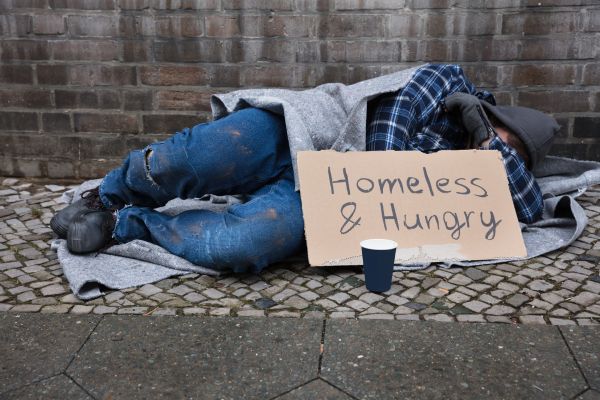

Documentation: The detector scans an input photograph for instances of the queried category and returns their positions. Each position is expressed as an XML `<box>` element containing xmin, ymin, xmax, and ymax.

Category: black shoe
<box><xmin>67</xmin><ymin>209</ymin><xmax>115</xmax><ymax>254</ymax></box>
<box><xmin>50</xmin><ymin>188</ymin><xmax>104</xmax><ymax>238</ymax></box>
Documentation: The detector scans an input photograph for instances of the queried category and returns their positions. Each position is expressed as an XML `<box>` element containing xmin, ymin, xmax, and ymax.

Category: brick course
<box><xmin>0</xmin><ymin>2</ymin><xmax>598</xmax><ymax>179</ymax></box>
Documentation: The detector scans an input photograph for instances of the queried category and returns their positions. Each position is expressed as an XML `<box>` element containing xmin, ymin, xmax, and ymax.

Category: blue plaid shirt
<box><xmin>367</xmin><ymin>64</ymin><xmax>543</xmax><ymax>223</ymax></box>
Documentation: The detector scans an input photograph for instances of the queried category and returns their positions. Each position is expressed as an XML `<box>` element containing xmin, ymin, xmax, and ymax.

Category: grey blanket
<box><xmin>50</xmin><ymin>65</ymin><xmax>600</xmax><ymax>299</ymax></box>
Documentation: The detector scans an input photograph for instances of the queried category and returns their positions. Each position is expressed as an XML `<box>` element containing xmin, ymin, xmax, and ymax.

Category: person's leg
<box><xmin>100</xmin><ymin>107</ymin><xmax>290</xmax><ymax>210</ymax></box>
<box><xmin>111</xmin><ymin>167</ymin><xmax>304</xmax><ymax>273</ymax></box>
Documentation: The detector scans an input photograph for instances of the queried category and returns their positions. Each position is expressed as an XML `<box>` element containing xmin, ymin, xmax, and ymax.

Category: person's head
<box><xmin>481</xmin><ymin>102</ymin><xmax>560</xmax><ymax>170</ymax></box>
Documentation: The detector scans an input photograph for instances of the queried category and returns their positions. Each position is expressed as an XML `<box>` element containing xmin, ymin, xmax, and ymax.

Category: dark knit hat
<box><xmin>480</xmin><ymin>101</ymin><xmax>560</xmax><ymax>169</ymax></box>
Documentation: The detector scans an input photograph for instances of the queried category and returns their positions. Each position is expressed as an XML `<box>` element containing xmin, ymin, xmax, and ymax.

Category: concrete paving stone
<box><xmin>506</xmin><ymin>293</ymin><xmax>530</xmax><ymax>308</ymax></box>
<box><xmin>304</xmin><ymin>280</ymin><xmax>322</xmax><ymax>289</ymax></box>
<box><xmin>562</xmin><ymin>280</ymin><xmax>582</xmax><ymax>291</ymax></box>
<box><xmin>103</xmin><ymin>291</ymin><xmax>125</xmax><ymax>303</ymax></box>
<box><xmin>386</xmin><ymin>294</ymin><xmax>409</xmax><ymax>306</ymax></box>
<box><xmin>359</xmin><ymin>292</ymin><xmax>384</xmax><ymax>304</ymax></box>
<box><xmin>486</xmin><ymin>316</ymin><xmax>513</xmax><ymax>324</ymax></box>
<box><xmin>583</xmin><ymin>281</ymin><xmax>600</xmax><ymax>294</ymax></box>
<box><xmin>463</xmin><ymin>300</ymin><xmax>490</xmax><ymax>313</ymax></box>
<box><xmin>541</xmin><ymin>292</ymin><xmax>564</xmax><ymax>305</ymax></box>
<box><xmin>464</xmin><ymin>268</ymin><xmax>488</xmax><ymax>281</ymax></box>
<box><xmin>574</xmin><ymin>389</ymin><xmax>600</xmax><ymax>399</ymax></box>
<box><xmin>528</xmin><ymin>280</ymin><xmax>555</xmax><ymax>292</ymax></box>
<box><xmin>275</xmin><ymin>378</ymin><xmax>354</xmax><ymax>400</ymax></box>
<box><xmin>358</xmin><ymin>314</ymin><xmax>394</xmax><ymax>320</ymax></box>
<box><xmin>422</xmin><ymin>277</ymin><xmax>441</xmax><ymax>289</ymax></box>
<box><xmin>116</xmin><ymin>307</ymin><xmax>148</xmax><ymax>315</ymax></box>
<box><xmin>519</xmin><ymin>315</ymin><xmax>546</xmax><ymax>324</ymax></box>
<box><xmin>316</xmin><ymin>284</ymin><xmax>335</xmax><ymax>295</ymax></box>
<box><xmin>392</xmin><ymin>305</ymin><xmax>413</xmax><ymax>315</ymax></box>
<box><xmin>93</xmin><ymin>306</ymin><xmax>116</xmax><ymax>315</ymax></box>
<box><xmin>509</xmin><ymin>274</ymin><xmax>530</xmax><ymax>285</ymax></box>
<box><xmin>0</xmin><ymin>374</ymin><xmax>92</xmax><ymax>400</ymax></box>
<box><xmin>330</xmin><ymin>311</ymin><xmax>356</xmax><ymax>319</ymax></box>
<box><xmin>270</xmin><ymin>311</ymin><xmax>302</xmax><ymax>318</ymax></box>
<box><xmin>328</xmin><ymin>292</ymin><xmax>350</xmax><ymax>304</ymax></box>
<box><xmin>0</xmin><ymin>303</ymin><xmax>13</xmax><ymax>311</ymax></box>
<box><xmin>413</xmin><ymin>293</ymin><xmax>435</xmax><ymax>305</ymax></box>
<box><xmin>182</xmin><ymin>292</ymin><xmax>206</xmax><ymax>303</ymax></box>
<box><xmin>457</xmin><ymin>314</ymin><xmax>486</xmax><ymax>323</ymax></box>
<box><xmin>485</xmin><ymin>305</ymin><xmax>516</xmax><ymax>316</ymax></box>
<box><xmin>456</xmin><ymin>286</ymin><xmax>477</xmax><ymax>297</ymax></box>
<box><xmin>400</xmin><ymin>286</ymin><xmax>420</xmax><ymax>299</ymax></box>
<box><xmin>529</xmin><ymin>299</ymin><xmax>553</xmax><ymax>311</ymax></box>
<box><xmin>203</xmin><ymin>288</ymin><xmax>225</xmax><ymax>299</ymax></box>
<box><xmin>490</xmin><ymin>289</ymin><xmax>511</xmax><ymax>299</ymax></box>
<box><xmin>8</xmin><ymin>286</ymin><xmax>31</xmax><ymax>295</ymax></box>
<box><xmin>16</xmin><ymin>291</ymin><xmax>36</xmax><ymax>302</ymax></box>
<box><xmin>285</xmin><ymin>296</ymin><xmax>310</xmax><ymax>310</ymax></box>
<box><xmin>152</xmin><ymin>308</ymin><xmax>177</xmax><ymax>316</ymax></box>
<box><xmin>560</xmin><ymin>326</ymin><xmax>600</xmax><ymax>390</ymax></box>
<box><xmin>136</xmin><ymin>284</ymin><xmax>162</xmax><ymax>297</ymax></box>
<box><xmin>322</xmin><ymin>320</ymin><xmax>586</xmax><ymax>399</ymax></box>
<box><xmin>298</xmin><ymin>291</ymin><xmax>319</xmax><ymax>301</ymax></box>
<box><xmin>467</xmin><ymin>283</ymin><xmax>492</xmax><ymax>292</ymax></box>
<box><xmin>399</xmin><ymin>278</ymin><xmax>420</xmax><ymax>287</ymax></box>
<box><xmin>448</xmin><ymin>273</ymin><xmax>472</xmax><ymax>286</ymax></box>
<box><xmin>10</xmin><ymin>305</ymin><xmax>42</xmax><ymax>312</ymax></box>
<box><xmin>549</xmin><ymin>318</ymin><xmax>576</xmax><ymax>326</ymax></box>
<box><xmin>182</xmin><ymin>307</ymin><xmax>206</xmax><ymax>315</ymax></box>
<box><xmin>479</xmin><ymin>294</ymin><xmax>501</xmax><ymax>305</ymax></box>
<box><xmin>0</xmin><ymin>313</ymin><xmax>99</xmax><ymax>393</ymax></box>
<box><xmin>71</xmin><ymin>305</ymin><xmax>94</xmax><ymax>314</ymax></box>
<box><xmin>244</xmin><ymin>291</ymin><xmax>262</xmax><ymax>301</ymax></box>
<box><xmin>423</xmin><ymin>314</ymin><xmax>454</xmax><ymax>322</ymax></box>
<box><xmin>483</xmin><ymin>275</ymin><xmax>504</xmax><ymax>285</ymax></box>
<box><xmin>571</xmin><ymin>292</ymin><xmax>600</xmax><ymax>306</ymax></box>
<box><xmin>562</xmin><ymin>272</ymin><xmax>588</xmax><ymax>282</ymax></box>
<box><xmin>273</xmin><ymin>289</ymin><xmax>297</xmax><ymax>302</ymax></box>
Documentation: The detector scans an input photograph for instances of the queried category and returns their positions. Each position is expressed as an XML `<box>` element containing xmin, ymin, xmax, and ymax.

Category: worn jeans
<box><xmin>98</xmin><ymin>108</ymin><xmax>305</xmax><ymax>273</ymax></box>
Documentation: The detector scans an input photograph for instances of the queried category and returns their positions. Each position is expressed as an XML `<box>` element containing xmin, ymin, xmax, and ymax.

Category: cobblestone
<box><xmin>0</xmin><ymin>178</ymin><xmax>598</xmax><ymax>325</ymax></box>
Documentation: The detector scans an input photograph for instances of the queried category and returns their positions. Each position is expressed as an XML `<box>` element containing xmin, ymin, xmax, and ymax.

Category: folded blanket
<box><xmin>54</xmin><ymin>156</ymin><xmax>600</xmax><ymax>299</ymax></box>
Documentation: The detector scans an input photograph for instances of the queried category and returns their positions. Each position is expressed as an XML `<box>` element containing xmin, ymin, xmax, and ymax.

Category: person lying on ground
<box><xmin>50</xmin><ymin>63</ymin><xmax>559</xmax><ymax>273</ymax></box>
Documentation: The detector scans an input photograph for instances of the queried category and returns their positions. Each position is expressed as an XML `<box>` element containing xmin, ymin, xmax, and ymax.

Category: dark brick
<box><xmin>153</xmin><ymin>40</ymin><xmax>227</xmax><ymax>63</ymax></box>
<box><xmin>55</xmin><ymin>89</ymin><xmax>121</xmax><ymax>109</ymax></box>
<box><xmin>319</xmin><ymin>41</ymin><xmax>346</xmax><ymax>63</ymax></box>
<box><xmin>573</xmin><ymin>117</ymin><xmax>600</xmax><ymax>139</ymax></box>
<box><xmin>205</xmin><ymin>16</ymin><xmax>241</xmax><ymax>37</ymax></box>
<box><xmin>79</xmin><ymin>158</ymin><xmax>122</xmax><ymax>179</ymax></box>
<box><xmin>1</xmin><ymin>134</ymin><xmax>60</xmax><ymax>157</ymax></box>
<box><xmin>347</xmin><ymin>65</ymin><xmax>384</xmax><ymax>84</ymax></box>
<box><xmin>525</xmin><ymin>0</ymin><xmax>597</xmax><ymax>7</ymax></box>
<box><xmin>518</xmin><ymin>91</ymin><xmax>590</xmax><ymax>113</ymax></box>
<box><xmin>68</xmin><ymin>15</ymin><xmax>119</xmax><ymax>37</ymax></box>
<box><xmin>78</xmin><ymin>135</ymin><xmax>128</xmax><ymax>158</ymax></box>
<box><xmin>0</xmin><ymin>15</ymin><xmax>32</xmax><ymax>36</ymax></box>
<box><xmin>11</xmin><ymin>0</ymin><xmax>50</xmax><ymax>7</ymax></box>
<box><xmin>155</xmin><ymin>16</ymin><xmax>204</xmax><ymax>38</ymax></box>
<box><xmin>453</xmin><ymin>13</ymin><xmax>497</xmax><ymax>35</ymax></box>
<box><xmin>211</xmin><ymin>64</ymin><xmax>241</xmax><ymax>87</ymax></box>
<box><xmin>0</xmin><ymin>40</ymin><xmax>50</xmax><ymax>61</ymax></box>
<box><xmin>118</xmin><ymin>15</ymin><xmax>155</xmax><ymax>37</ymax></box>
<box><xmin>74</xmin><ymin>113</ymin><xmax>138</xmax><ymax>133</ymax></box>
<box><xmin>242</xmin><ymin>65</ymin><xmax>300</xmax><ymax>87</ymax></box>
<box><xmin>501</xmin><ymin>64</ymin><xmax>577</xmax><ymax>86</ymax></box>
<box><xmin>406</xmin><ymin>0</ymin><xmax>451</xmax><ymax>7</ymax></box>
<box><xmin>47</xmin><ymin>160</ymin><xmax>76</xmax><ymax>178</ymax></box>
<box><xmin>157</xmin><ymin>90</ymin><xmax>212</xmax><ymax>111</ymax></box>
<box><xmin>152</xmin><ymin>0</ymin><xmax>219</xmax><ymax>9</ymax></box>
<box><xmin>588</xmin><ymin>10</ymin><xmax>600</xmax><ymax>32</ymax></box>
<box><xmin>345</xmin><ymin>41</ymin><xmax>401</xmax><ymax>63</ymax></box>
<box><xmin>296</xmin><ymin>41</ymin><xmax>320</xmax><ymax>63</ymax></box>
<box><xmin>0</xmin><ymin>65</ymin><xmax>33</xmax><ymax>84</ymax></box>
<box><xmin>313</xmin><ymin>64</ymin><xmax>348</xmax><ymax>85</ymax></box>
<box><xmin>52</xmin><ymin>40</ymin><xmax>119</xmax><ymax>61</ymax></box>
<box><xmin>121</xmin><ymin>40</ymin><xmax>152</xmax><ymax>62</ymax></box>
<box><xmin>389</xmin><ymin>14</ymin><xmax>422</xmax><ymax>37</ymax></box>
<box><xmin>140</xmin><ymin>65</ymin><xmax>208</xmax><ymax>86</ymax></box>
<box><xmin>0</xmin><ymin>111</ymin><xmax>38</xmax><ymax>131</ymax></box>
<box><xmin>335</xmin><ymin>0</ymin><xmax>405</xmax><ymax>10</ymax></box>
<box><xmin>32</xmin><ymin>15</ymin><xmax>65</xmax><ymax>35</ymax></box>
<box><xmin>0</xmin><ymin>89</ymin><xmax>52</xmax><ymax>108</ymax></box>
<box><xmin>222</xmin><ymin>0</ymin><xmax>293</xmax><ymax>10</ymax></box>
<box><xmin>0</xmin><ymin>157</ymin><xmax>44</xmax><ymax>177</ymax></box>
<box><xmin>117</xmin><ymin>0</ymin><xmax>150</xmax><ymax>9</ymax></box>
<box><xmin>549</xmin><ymin>143</ymin><xmax>589</xmax><ymax>161</ymax></box>
<box><xmin>503</xmin><ymin>12</ymin><xmax>579</xmax><ymax>35</ymax></box>
<box><xmin>318</xmin><ymin>15</ymin><xmax>386</xmax><ymax>37</ymax></box>
<box><xmin>50</xmin><ymin>0</ymin><xmax>115</xmax><ymax>9</ymax></box>
<box><xmin>37</xmin><ymin>64</ymin><xmax>68</xmax><ymax>85</ymax></box>
<box><xmin>123</xmin><ymin>90</ymin><xmax>153</xmax><ymax>111</ymax></box>
<box><xmin>582</xmin><ymin>63</ymin><xmax>600</xmax><ymax>85</ymax></box>
<box><xmin>240</xmin><ymin>16</ymin><xmax>315</xmax><ymax>38</ymax></box>
<box><xmin>461</xmin><ymin>64</ymin><xmax>498</xmax><ymax>87</ymax></box>
<box><xmin>42</xmin><ymin>112</ymin><xmax>71</xmax><ymax>132</ymax></box>
<box><xmin>67</xmin><ymin>65</ymin><xmax>137</xmax><ymax>86</ymax></box>
<box><xmin>520</xmin><ymin>38</ymin><xmax>579</xmax><ymax>60</ymax></box>
<box><xmin>142</xmin><ymin>114</ymin><xmax>205</xmax><ymax>134</ymax></box>
<box><xmin>230</xmin><ymin>39</ymin><xmax>296</xmax><ymax>63</ymax></box>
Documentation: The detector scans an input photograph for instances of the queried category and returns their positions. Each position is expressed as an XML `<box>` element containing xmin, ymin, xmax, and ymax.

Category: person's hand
<box><xmin>443</xmin><ymin>92</ymin><xmax>495</xmax><ymax>148</ymax></box>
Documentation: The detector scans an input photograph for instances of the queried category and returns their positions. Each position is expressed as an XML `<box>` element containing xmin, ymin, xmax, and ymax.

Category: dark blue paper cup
<box><xmin>360</xmin><ymin>239</ymin><xmax>397</xmax><ymax>293</ymax></box>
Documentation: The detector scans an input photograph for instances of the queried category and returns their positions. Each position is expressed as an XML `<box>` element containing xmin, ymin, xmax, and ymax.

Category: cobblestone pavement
<box><xmin>0</xmin><ymin>177</ymin><xmax>599</xmax><ymax>326</ymax></box>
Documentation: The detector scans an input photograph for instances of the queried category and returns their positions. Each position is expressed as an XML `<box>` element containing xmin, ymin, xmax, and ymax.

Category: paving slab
<box><xmin>0</xmin><ymin>313</ymin><xmax>100</xmax><ymax>394</ymax></box>
<box><xmin>321</xmin><ymin>320</ymin><xmax>587</xmax><ymax>400</ymax></box>
<box><xmin>560</xmin><ymin>326</ymin><xmax>600</xmax><ymax>390</ymax></box>
<box><xmin>274</xmin><ymin>379</ymin><xmax>354</xmax><ymax>400</ymax></box>
<box><xmin>0</xmin><ymin>374</ymin><xmax>92</xmax><ymax>400</ymax></box>
<box><xmin>576</xmin><ymin>389</ymin><xmax>600</xmax><ymax>400</ymax></box>
<box><xmin>67</xmin><ymin>316</ymin><xmax>322</xmax><ymax>400</ymax></box>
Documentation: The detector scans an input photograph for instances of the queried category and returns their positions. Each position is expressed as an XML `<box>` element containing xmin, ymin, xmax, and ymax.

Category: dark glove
<box><xmin>443</xmin><ymin>92</ymin><xmax>495</xmax><ymax>148</ymax></box>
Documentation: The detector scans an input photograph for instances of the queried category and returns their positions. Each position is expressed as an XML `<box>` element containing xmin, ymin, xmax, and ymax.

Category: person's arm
<box><xmin>481</xmin><ymin>136</ymin><xmax>544</xmax><ymax>224</ymax></box>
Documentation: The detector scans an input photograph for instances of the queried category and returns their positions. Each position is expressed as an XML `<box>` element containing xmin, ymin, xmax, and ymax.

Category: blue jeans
<box><xmin>99</xmin><ymin>108</ymin><xmax>305</xmax><ymax>273</ymax></box>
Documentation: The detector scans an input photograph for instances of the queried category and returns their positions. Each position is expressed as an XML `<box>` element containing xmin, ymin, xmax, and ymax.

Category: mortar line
<box><xmin>0</xmin><ymin>373</ymin><xmax>63</xmax><ymax>398</ymax></box>
<box><xmin>557</xmin><ymin>326</ymin><xmax>591</xmax><ymax>390</ymax></box>
<box><xmin>319</xmin><ymin>376</ymin><xmax>360</xmax><ymax>400</ymax></box>
<box><xmin>65</xmin><ymin>315</ymin><xmax>104</xmax><ymax>371</ymax></box>
<box><xmin>64</xmin><ymin>371</ymin><xmax>99</xmax><ymax>400</ymax></box>
<box><xmin>266</xmin><ymin>377</ymin><xmax>319</xmax><ymax>400</ymax></box>
<box><xmin>317</xmin><ymin>318</ymin><xmax>327</xmax><ymax>374</ymax></box>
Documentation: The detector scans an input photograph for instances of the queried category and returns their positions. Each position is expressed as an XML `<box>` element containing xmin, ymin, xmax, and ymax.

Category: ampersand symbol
<box><xmin>339</xmin><ymin>201</ymin><xmax>361</xmax><ymax>234</ymax></box>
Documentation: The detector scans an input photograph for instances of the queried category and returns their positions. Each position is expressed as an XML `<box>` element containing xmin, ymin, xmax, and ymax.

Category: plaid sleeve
<box><xmin>367</xmin><ymin>64</ymin><xmax>480</xmax><ymax>152</ymax></box>
<box><xmin>484</xmin><ymin>136</ymin><xmax>544</xmax><ymax>224</ymax></box>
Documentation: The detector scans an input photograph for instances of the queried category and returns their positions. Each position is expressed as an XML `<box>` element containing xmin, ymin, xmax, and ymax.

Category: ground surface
<box><xmin>1</xmin><ymin>177</ymin><xmax>599</xmax><ymax>400</ymax></box>
<box><xmin>1</xmin><ymin>177</ymin><xmax>599</xmax><ymax>325</ymax></box>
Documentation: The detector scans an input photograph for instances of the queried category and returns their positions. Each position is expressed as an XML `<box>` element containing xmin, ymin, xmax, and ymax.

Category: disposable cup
<box><xmin>360</xmin><ymin>239</ymin><xmax>397</xmax><ymax>293</ymax></box>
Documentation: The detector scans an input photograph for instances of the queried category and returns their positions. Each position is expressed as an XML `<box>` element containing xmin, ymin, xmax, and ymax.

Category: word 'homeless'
<box><xmin>328</xmin><ymin>166</ymin><xmax>503</xmax><ymax>240</ymax></box>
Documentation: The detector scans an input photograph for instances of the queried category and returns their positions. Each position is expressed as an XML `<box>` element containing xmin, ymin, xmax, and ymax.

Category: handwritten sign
<box><xmin>297</xmin><ymin>150</ymin><xmax>526</xmax><ymax>266</ymax></box>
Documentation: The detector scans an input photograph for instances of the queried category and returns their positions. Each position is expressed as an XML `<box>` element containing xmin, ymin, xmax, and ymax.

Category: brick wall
<box><xmin>0</xmin><ymin>0</ymin><xmax>599</xmax><ymax>179</ymax></box>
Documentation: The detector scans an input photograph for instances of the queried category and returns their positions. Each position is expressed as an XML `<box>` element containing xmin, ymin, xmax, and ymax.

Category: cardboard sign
<box><xmin>297</xmin><ymin>150</ymin><xmax>526</xmax><ymax>266</ymax></box>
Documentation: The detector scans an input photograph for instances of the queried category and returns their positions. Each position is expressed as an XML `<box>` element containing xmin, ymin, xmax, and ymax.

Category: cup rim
<box><xmin>360</xmin><ymin>238</ymin><xmax>398</xmax><ymax>250</ymax></box>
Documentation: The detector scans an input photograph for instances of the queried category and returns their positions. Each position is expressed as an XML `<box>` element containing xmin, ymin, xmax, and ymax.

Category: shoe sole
<box><xmin>50</xmin><ymin>215</ymin><xmax>68</xmax><ymax>238</ymax></box>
